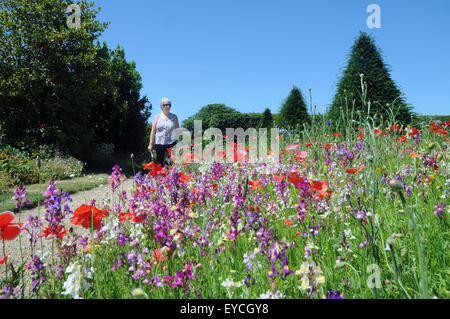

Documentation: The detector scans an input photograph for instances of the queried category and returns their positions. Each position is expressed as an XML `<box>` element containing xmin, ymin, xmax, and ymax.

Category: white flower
<box><xmin>62</xmin><ymin>262</ymin><xmax>94</xmax><ymax>299</ymax></box>
<box><xmin>221</xmin><ymin>278</ymin><xmax>244</xmax><ymax>289</ymax></box>
<box><xmin>259</xmin><ymin>290</ymin><xmax>284</xmax><ymax>299</ymax></box>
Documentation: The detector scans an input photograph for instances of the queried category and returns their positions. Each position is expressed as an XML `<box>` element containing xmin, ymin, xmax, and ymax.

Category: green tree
<box><xmin>278</xmin><ymin>86</ymin><xmax>310</xmax><ymax>130</ymax></box>
<box><xmin>257</xmin><ymin>108</ymin><xmax>273</xmax><ymax>129</ymax></box>
<box><xmin>182</xmin><ymin>103</ymin><xmax>238</xmax><ymax>133</ymax></box>
<box><xmin>0</xmin><ymin>0</ymin><xmax>109</xmax><ymax>159</ymax></box>
<box><xmin>328</xmin><ymin>31</ymin><xmax>414</xmax><ymax>127</ymax></box>
<box><xmin>89</xmin><ymin>44</ymin><xmax>152</xmax><ymax>155</ymax></box>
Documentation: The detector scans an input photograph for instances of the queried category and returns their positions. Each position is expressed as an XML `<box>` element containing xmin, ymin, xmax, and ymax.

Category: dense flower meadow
<box><xmin>0</xmin><ymin>119</ymin><xmax>449</xmax><ymax>299</ymax></box>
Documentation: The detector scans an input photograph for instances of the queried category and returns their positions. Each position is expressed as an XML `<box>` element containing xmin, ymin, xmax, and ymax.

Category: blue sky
<box><xmin>93</xmin><ymin>0</ymin><xmax>450</xmax><ymax>124</ymax></box>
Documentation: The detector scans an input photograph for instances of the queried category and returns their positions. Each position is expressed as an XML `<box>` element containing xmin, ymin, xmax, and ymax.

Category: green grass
<box><xmin>0</xmin><ymin>174</ymin><xmax>109</xmax><ymax>212</ymax></box>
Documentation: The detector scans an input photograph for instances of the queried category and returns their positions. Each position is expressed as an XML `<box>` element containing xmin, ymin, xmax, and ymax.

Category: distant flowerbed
<box><xmin>0</xmin><ymin>120</ymin><xmax>449</xmax><ymax>299</ymax></box>
<box><xmin>0</xmin><ymin>145</ymin><xmax>84</xmax><ymax>191</ymax></box>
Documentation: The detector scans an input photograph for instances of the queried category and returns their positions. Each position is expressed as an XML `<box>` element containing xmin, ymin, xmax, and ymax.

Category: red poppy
<box><xmin>346</xmin><ymin>164</ymin><xmax>364</xmax><ymax>174</ymax></box>
<box><xmin>304</xmin><ymin>143</ymin><xmax>313</xmax><ymax>148</ymax></box>
<box><xmin>0</xmin><ymin>211</ymin><xmax>23</xmax><ymax>240</ymax></box>
<box><xmin>0</xmin><ymin>254</ymin><xmax>10</xmax><ymax>265</ymax></box>
<box><xmin>132</xmin><ymin>212</ymin><xmax>145</xmax><ymax>224</ymax></box>
<box><xmin>408</xmin><ymin>128</ymin><xmax>421</xmax><ymax>136</ymax></box>
<box><xmin>323</xmin><ymin>144</ymin><xmax>331</xmax><ymax>150</ymax></box>
<box><xmin>294</xmin><ymin>151</ymin><xmax>308</xmax><ymax>162</ymax></box>
<box><xmin>179</xmin><ymin>172</ymin><xmax>193</xmax><ymax>184</ymax></box>
<box><xmin>250</xmin><ymin>206</ymin><xmax>261</xmax><ymax>212</ymax></box>
<box><xmin>310</xmin><ymin>180</ymin><xmax>331</xmax><ymax>199</ymax></box>
<box><xmin>357</xmin><ymin>133</ymin><xmax>365</xmax><ymax>140</ymax></box>
<box><xmin>395</xmin><ymin>135</ymin><xmax>407</xmax><ymax>143</ymax></box>
<box><xmin>71</xmin><ymin>205</ymin><xmax>108</xmax><ymax>230</ymax></box>
<box><xmin>248</xmin><ymin>180</ymin><xmax>262</xmax><ymax>190</ymax></box>
<box><xmin>389</xmin><ymin>124</ymin><xmax>399</xmax><ymax>132</ymax></box>
<box><xmin>152</xmin><ymin>248</ymin><xmax>166</xmax><ymax>262</ymax></box>
<box><xmin>142</xmin><ymin>162</ymin><xmax>168</xmax><ymax>177</ymax></box>
<box><xmin>287</xmin><ymin>172</ymin><xmax>307</xmax><ymax>189</ymax></box>
<box><xmin>285</xmin><ymin>143</ymin><xmax>300</xmax><ymax>154</ymax></box>
<box><xmin>38</xmin><ymin>225</ymin><xmax>68</xmax><ymax>239</ymax></box>
<box><xmin>118</xmin><ymin>211</ymin><xmax>134</xmax><ymax>223</ymax></box>
<box><xmin>333</xmin><ymin>132</ymin><xmax>342</xmax><ymax>137</ymax></box>
<box><xmin>373</xmin><ymin>129</ymin><xmax>382</xmax><ymax>135</ymax></box>
<box><xmin>273</xmin><ymin>175</ymin><xmax>286</xmax><ymax>181</ymax></box>
<box><xmin>284</xmin><ymin>219</ymin><xmax>293</xmax><ymax>227</ymax></box>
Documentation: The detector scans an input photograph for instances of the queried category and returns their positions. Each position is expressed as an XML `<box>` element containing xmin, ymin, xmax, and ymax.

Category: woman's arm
<box><xmin>174</xmin><ymin>114</ymin><xmax>180</xmax><ymax>129</ymax></box>
<box><xmin>148</xmin><ymin>115</ymin><xmax>159</xmax><ymax>151</ymax></box>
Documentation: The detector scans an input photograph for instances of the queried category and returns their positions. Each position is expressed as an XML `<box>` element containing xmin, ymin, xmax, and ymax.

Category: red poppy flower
<box><xmin>132</xmin><ymin>212</ymin><xmax>145</xmax><ymax>224</ymax></box>
<box><xmin>284</xmin><ymin>219</ymin><xmax>293</xmax><ymax>227</ymax></box>
<box><xmin>346</xmin><ymin>164</ymin><xmax>364</xmax><ymax>174</ymax></box>
<box><xmin>0</xmin><ymin>211</ymin><xmax>23</xmax><ymax>240</ymax></box>
<box><xmin>118</xmin><ymin>211</ymin><xmax>134</xmax><ymax>223</ymax></box>
<box><xmin>0</xmin><ymin>254</ymin><xmax>11</xmax><ymax>265</ymax></box>
<box><xmin>389</xmin><ymin>124</ymin><xmax>399</xmax><ymax>132</ymax></box>
<box><xmin>152</xmin><ymin>248</ymin><xmax>166</xmax><ymax>262</ymax></box>
<box><xmin>304</xmin><ymin>143</ymin><xmax>313</xmax><ymax>148</ymax></box>
<box><xmin>408</xmin><ymin>128</ymin><xmax>421</xmax><ymax>136</ymax></box>
<box><xmin>38</xmin><ymin>225</ymin><xmax>68</xmax><ymax>239</ymax></box>
<box><xmin>273</xmin><ymin>175</ymin><xmax>286</xmax><ymax>181</ymax></box>
<box><xmin>323</xmin><ymin>144</ymin><xmax>331</xmax><ymax>150</ymax></box>
<box><xmin>333</xmin><ymin>132</ymin><xmax>342</xmax><ymax>137</ymax></box>
<box><xmin>294</xmin><ymin>151</ymin><xmax>308</xmax><ymax>162</ymax></box>
<box><xmin>288</xmin><ymin>172</ymin><xmax>307</xmax><ymax>189</ymax></box>
<box><xmin>248</xmin><ymin>180</ymin><xmax>262</xmax><ymax>190</ymax></box>
<box><xmin>310</xmin><ymin>180</ymin><xmax>332</xmax><ymax>199</ymax></box>
<box><xmin>71</xmin><ymin>205</ymin><xmax>108</xmax><ymax>230</ymax></box>
<box><xmin>357</xmin><ymin>133</ymin><xmax>365</xmax><ymax>140</ymax></box>
<box><xmin>250</xmin><ymin>206</ymin><xmax>261</xmax><ymax>212</ymax></box>
<box><xmin>395</xmin><ymin>135</ymin><xmax>407</xmax><ymax>143</ymax></box>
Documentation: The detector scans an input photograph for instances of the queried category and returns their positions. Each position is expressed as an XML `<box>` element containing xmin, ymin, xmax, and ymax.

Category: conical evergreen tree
<box><xmin>278</xmin><ymin>86</ymin><xmax>310</xmax><ymax>129</ymax></box>
<box><xmin>328</xmin><ymin>32</ymin><xmax>414</xmax><ymax>127</ymax></box>
<box><xmin>258</xmin><ymin>108</ymin><xmax>273</xmax><ymax>129</ymax></box>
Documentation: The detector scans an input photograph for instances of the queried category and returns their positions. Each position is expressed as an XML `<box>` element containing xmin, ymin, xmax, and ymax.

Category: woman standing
<box><xmin>148</xmin><ymin>98</ymin><xmax>180</xmax><ymax>166</ymax></box>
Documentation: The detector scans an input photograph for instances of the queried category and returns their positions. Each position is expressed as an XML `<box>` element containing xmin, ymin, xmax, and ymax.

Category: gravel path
<box><xmin>3</xmin><ymin>178</ymin><xmax>135</xmax><ymax>272</ymax></box>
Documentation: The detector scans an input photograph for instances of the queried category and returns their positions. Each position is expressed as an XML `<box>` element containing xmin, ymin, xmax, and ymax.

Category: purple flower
<box><xmin>11</xmin><ymin>183</ymin><xmax>31</xmax><ymax>210</ymax></box>
<box><xmin>433</xmin><ymin>202</ymin><xmax>446</xmax><ymax>219</ymax></box>
<box><xmin>325</xmin><ymin>290</ymin><xmax>345</xmax><ymax>299</ymax></box>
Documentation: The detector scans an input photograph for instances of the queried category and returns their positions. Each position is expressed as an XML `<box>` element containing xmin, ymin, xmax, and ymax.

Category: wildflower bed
<box><xmin>0</xmin><ymin>120</ymin><xmax>449</xmax><ymax>299</ymax></box>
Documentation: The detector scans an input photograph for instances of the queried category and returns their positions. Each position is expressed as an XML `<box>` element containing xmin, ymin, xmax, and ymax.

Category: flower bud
<box><xmin>428</xmin><ymin>142</ymin><xmax>436</xmax><ymax>150</ymax></box>
<box><xmin>131</xmin><ymin>288</ymin><xmax>148</xmax><ymax>299</ymax></box>
<box><xmin>388</xmin><ymin>179</ymin><xmax>403</xmax><ymax>192</ymax></box>
<box><xmin>386</xmin><ymin>237</ymin><xmax>395</xmax><ymax>247</ymax></box>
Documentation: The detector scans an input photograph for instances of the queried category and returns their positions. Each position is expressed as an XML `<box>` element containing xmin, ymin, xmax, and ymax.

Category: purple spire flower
<box><xmin>11</xmin><ymin>183</ymin><xmax>31</xmax><ymax>210</ymax></box>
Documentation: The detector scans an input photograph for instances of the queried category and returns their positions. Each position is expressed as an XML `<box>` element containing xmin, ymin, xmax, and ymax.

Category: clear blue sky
<box><xmin>93</xmin><ymin>0</ymin><xmax>450</xmax><ymax>124</ymax></box>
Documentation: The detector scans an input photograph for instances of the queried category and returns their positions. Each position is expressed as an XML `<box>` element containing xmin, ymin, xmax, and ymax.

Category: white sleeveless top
<box><xmin>154</xmin><ymin>113</ymin><xmax>177</xmax><ymax>145</ymax></box>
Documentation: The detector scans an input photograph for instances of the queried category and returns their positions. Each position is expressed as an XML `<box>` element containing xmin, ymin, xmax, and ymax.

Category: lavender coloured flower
<box><xmin>11</xmin><ymin>183</ymin><xmax>31</xmax><ymax>210</ymax></box>
<box><xmin>433</xmin><ymin>202</ymin><xmax>446</xmax><ymax>219</ymax></box>
<box><xmin>325</xmin><ymin>290</ymin><xmax>345</xmax><ymax>299</ymax></box>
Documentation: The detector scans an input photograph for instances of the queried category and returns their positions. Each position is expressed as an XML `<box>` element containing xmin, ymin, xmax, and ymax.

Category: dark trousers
<box><xmin>154</xmin><ymin>142</ymin><xmax>176</xmax><ymax>167</ymax></box>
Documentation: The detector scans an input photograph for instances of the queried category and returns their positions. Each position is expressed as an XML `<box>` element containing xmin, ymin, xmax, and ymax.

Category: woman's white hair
<box><xmin>160</xmin><ymin>97</ymin><xmax>171</xmax><ymax>107</ymax></box>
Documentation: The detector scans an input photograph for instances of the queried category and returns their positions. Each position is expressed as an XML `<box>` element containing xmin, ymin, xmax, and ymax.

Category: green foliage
<box><xmin>209</xmin><ymin>113</ymin><xmax>262</xmax><ymax>134</ymax></box>
<box><xmin>0</xmin><ymin>0</ymin><xmax>151</xmax><ymax>161</ymax></box>
<box><xmin>328</xmin><ymin>32</ymin><xmax>414</xmax><ymax>127</ymax></box>
<box><xmin>89</xmin><ymin>43</ymin><xmax>152</xmax><ymax>155</ymax></box>
<box><xmin>182</xmin><ymin>104</ymin><xmax>238</xmax><ymax>132</ymax></box>
<box><xmin>278</xmin><ymin>86</ymin><xmax>310</xmax><ymax>130</ymax></box>
<box><xmin>258</xmin><ymin>108</ymin><xmax>274</xmax><ymax>130</ymax></box>
<box><xmin>0</xmin><ymin>145</ymin><xmax>84</xmax><ymax>190</ymax></box>
<box><xmin>0</xmin><ymin>0</ymin><xmax>110</xmax><ymax>159</ymax></box>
